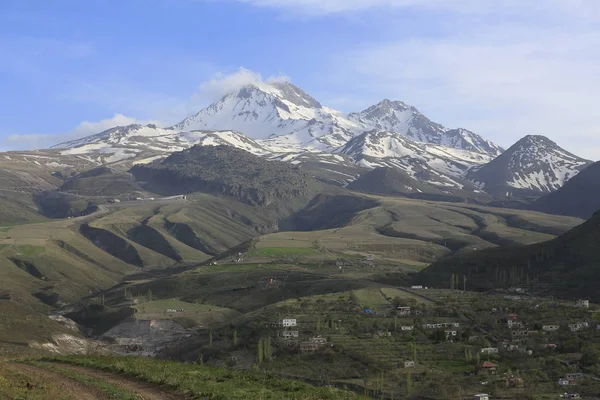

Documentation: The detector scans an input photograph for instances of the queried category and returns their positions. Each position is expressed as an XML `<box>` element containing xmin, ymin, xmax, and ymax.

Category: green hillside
<box><xmin>418</xmin><ymin>210</ymin><xmax>600</xmax><ymax>301</ymax></box>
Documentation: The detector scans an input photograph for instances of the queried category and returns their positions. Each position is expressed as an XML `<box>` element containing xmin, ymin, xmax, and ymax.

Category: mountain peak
<box><xmin>469</xmin><ymin>134</ymin><xmax>591</xmax><ymax>196</ymax></box>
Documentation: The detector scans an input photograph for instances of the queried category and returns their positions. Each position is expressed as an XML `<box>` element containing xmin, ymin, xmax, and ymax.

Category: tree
<box><xmin>258</xmin><ymin>338</ymin><xmax>264</xmax><ymax>364</ymax></box>
<box><xmin>233</xmin><ymin>329</ymin><xmax>238</xmax><ymax>346</ymax></box>
<box><xmin>209</xmin><ymin>328</ymin><xmax>213</xmax><ymax>347</ymax></box>
<box><xmin>581</xmin><ymin>348</ymin><xmax>600</xmax><ymax>370</ymax></box>
<box><xmin>146</xmin><ymin>288</ymin><xmax>153</xmax><ymax>302</ymax></box>
<box><xmin>392</xmin><ymin>296</ymin><xmax>403</xmax><ymax>308</ymax></box>
<box><xmin>406</xmin><ymin>372</ymin><xmax>413</xmax><ymax>396</ymax></box>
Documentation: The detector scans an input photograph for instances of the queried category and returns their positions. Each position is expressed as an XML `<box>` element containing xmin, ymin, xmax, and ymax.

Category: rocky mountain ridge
<box><xmin>50</xmin><ymin>81</ymin><xmax>590</xmax><ymax>198</ymax></box>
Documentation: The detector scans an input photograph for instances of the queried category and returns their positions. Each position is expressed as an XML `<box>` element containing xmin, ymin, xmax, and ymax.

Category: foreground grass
<box><xmin>47</xmin><ymin>356</ymin><xmax>369</xmax><ymax>400</ymax></box>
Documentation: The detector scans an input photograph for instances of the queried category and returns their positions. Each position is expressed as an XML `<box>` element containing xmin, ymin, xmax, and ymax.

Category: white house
<box><xmin>508</xmin><ymin>320</ymin><xmax>524</xmax><ymax>329</ymax></box>
<box><xmin>474</xmin><ymin>394</ymin><xmax>490</xmax><ymax>400</ymax></box>
<box><xmin>398</xmin><ymin>307</ymin><xmax>411</xmax><ymax>316</ymax></box>
<box><xmin>445</xmin><ymin>330</ymin><xmax>458</xmax><ymax>339</ymax></box>
<box><xmin>281</xmin><ymin>331</ymin><xmax>299</xmax><ymax>338</ymax></box>
<box><xmin>558</xmin><ymin>378</ymin><xmax>571</xmax><ymax>386</ymax></box>
<box><xmin>282</xmin><ymin>318</ymin><xmax>297</xmax><ymax>327</ymax></box>
<box><xmin>404</xmin><ymin>361</ymin><xmax>415</xmax><ymax>368</ymax></box>
<box><xmin>542</xmin><ymin>324</ymin><xmax>560</xmax><ymax>332</ymax></box>
<box><xmin>411</xmin><ymin>285</ymin><xmax>426</xmax><ymax>289</ymax></box>
<box><xmin>569</xmin><ymin>322</ymin><xmax>588</xmax><ymax>332</ymax></box>
<box><xmin>401</xmin><ymin>325</ymin><xmax>414</xmax><ymax>331</ymax></box>
<box><xmin>480</xmin><ymin>348</ymin><xmax>499</xmax><ymax>354</ymax></box>
<box><xmin>576</xmin><ymin>299</ymin><xmax>589</xmax><ymax>308</ymax></box>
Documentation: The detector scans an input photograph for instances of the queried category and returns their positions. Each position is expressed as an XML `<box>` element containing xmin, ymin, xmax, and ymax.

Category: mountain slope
<box><xmin>348</xmin><ymin>100</ymin><xmax>503</xmax><ymax>156</ymax></box>
<box><xmin>533</xmin><ymin>161</ymin><xmax>600</xmax><ymax>219</ymax></box>
<box><xmin>468</xmin><ymin>135</ymin><xmax>591</xmax><ymax>196</ymax></box>
<box><xmin>347</xmin><ymin>167</ymin><xmax>444</xmax><ymax>196</ymax></box>
<box><xmin>338</xmin><ymin>130</ymin><xmax>489</xmax><ymax>190</ymax></box>
<box><xmin>418</xmin><ymin>210</ymin><xmax>600</xmax><ymax>301</ymax></box>
<box><xmin>130</xmin><ymin>145</ymin><xmax>322</xmax><ymax>207</ymax></box>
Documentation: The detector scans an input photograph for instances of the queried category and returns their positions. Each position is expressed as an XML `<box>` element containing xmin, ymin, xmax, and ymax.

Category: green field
<box><xmin>247</xmin><ymin>247</ymin><xmax>320</xmax><ymax>257</ymax></box>
<box><xmin>134</xmin><ymin>298</ymin><xmax>241</xmax><ymax>328</ymax></box>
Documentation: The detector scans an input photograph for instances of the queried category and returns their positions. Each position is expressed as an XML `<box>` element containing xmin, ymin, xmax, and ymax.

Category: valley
<box><xmin>0</xmin><ymin>80</ymin><xmax>598</xmax><ymax>400</ymax></box>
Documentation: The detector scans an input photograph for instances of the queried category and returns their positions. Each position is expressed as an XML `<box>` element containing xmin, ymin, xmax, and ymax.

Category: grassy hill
<box><xmin>418</xmin><ymin>210</ymin><xmax>600</xmax><ymax>301</ymax></box>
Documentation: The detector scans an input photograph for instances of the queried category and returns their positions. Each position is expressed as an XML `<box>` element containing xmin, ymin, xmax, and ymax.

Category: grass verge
<box><xmin>46</xmin><ymin>356</ymin><xmax>369</xmax><ymax>400</ymax></box>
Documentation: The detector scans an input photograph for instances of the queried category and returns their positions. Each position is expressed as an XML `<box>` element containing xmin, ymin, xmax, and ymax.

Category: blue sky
<box><xmin>1</xmin><ymin>0</ymin><xmax>600</xmax><ymax>159</ymax></box>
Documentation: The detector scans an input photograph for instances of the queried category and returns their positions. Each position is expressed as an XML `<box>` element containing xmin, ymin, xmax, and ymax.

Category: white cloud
<box><xmin>322</xmin><ymin>14</ymin><xmax>600</xmax><ymax>160</ymax></box>
<box><xmin>228</xmin><ymin>0</ymin><xmax>600</xmax><ymax>19</ymax></box>
<box><xmin>2</xmin><ymin>114</ymin><xmax>161</xmax><ymax>150</ymax></box>
<box><xmin>188</xmin><ymin>67</ymin><xmax>290</xmax><ymax>111</ymax></box>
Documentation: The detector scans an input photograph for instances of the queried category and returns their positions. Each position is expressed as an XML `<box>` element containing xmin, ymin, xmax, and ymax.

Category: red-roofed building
<box><xmin>479</xmin><ymin>361</ymin><xmax>499</xmax><ymax>374</ymax></box>
<box><xmin>508</xmin><ymin>314</ymin><xmax>519</xmax><ymax>321</ymax></box>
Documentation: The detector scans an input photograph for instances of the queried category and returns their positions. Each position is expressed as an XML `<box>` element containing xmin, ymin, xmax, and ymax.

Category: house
<box><xmin>503</xmin><ymin>343</ymin><xmax>520</xmax><ymax>352</ymax></box>
<box><xmin>569</xmin><ymin>322</ymin><xmax>588</xmax><ymax>332</ymax></box>
<box><xmin>280</xmin><ymin>331</ymin><xmax>299</xmax><ymax>339</ymax></box>
<box><xmin>576</xmin><ymin>299</ymin><xmax>589</xmax><ymax>308</ymax></box>
<box><xmin>508</xmin><ymin>313</ymin><xmax>519</xmax><ymax>321</ymax></box>
<box><xmin>542</xmin><ymin>324</ymin><xmax>560</xmax><ymax>332</ymax></box>
<box><xmin>544</xmin><ymin>344</ymin><xmax>557</xmax><ymax>350</ymax></box>
<box><xmin>558</xmin><ymin>378</ymin><xmax>571</xmax><ymax>386</ymax></box>
<box><xmin>398</xmin><ymin>307</ymin><xmax>411</xmax><ymax>316</ymax></box>
<box><xmin>404</xmin><ymin>361</ymin><xmax>415</xmax><ymax>368</ymax></box>
<box><xmin>300</xmin><ymin>342</ymin><xmax>320</xmax><ymax>352</ymax></box>
<box><xmin>445</xmin><ymin>330</ymin><xmax>458</xmax><ymax>339</ymax></box>
<box><xmin>480</xmin><ymin>348</ymin><xmax>499</xmax><ymax>354</ymax></box>
<box><xmin>507</xmin><ymin>320</ymin><xmax>524</xmax><ymax>329</ymax></box>
<box><xmin>479</xmin><ymin>361</ymin><xmax>498</xmax><ymax>374</ymax></box>
<box><xmin>400</xmin><ymin>325</ymin><xmax>414</xmax><ymax>331</ymax></box>
<box><xmin>473</xmin><ymin>393</ymin><xmax>490</xmax><ymax>400</ymax></box>
<box><xmin>565</xmin><ymin>373</ymin><xmax>584</xmax><ymax>381</ymax></box>
<box><xmin>563</xmin><ymin>394</ymin><xmax>580</xmax><ymax>399</ymax></box>
<box><xmin>411</xmin><ymin>285</ymin><xmax>426</xmax><ymax>290</ymax></box>
<box><xmin>282</xmin><ymin>318</ymin><xmax>297</xmax><ymax>327</ymax></box>
<box><xmin>511</xmin><ymin>330</ymin><xmax>530</xmax><ymax>337</ymax></box>
<box><xmin>308</xmin><ymin>336</ymin><xmax>327</xmax><ymax>345</ymax></box>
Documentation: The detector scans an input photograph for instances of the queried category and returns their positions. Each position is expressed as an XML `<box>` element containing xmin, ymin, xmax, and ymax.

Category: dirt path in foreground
<box><xmin>8</xmin><ymin>363</ymin><xmax>110</xmax><ymax>400</ymax></box>
<box><xmin>41</xmin><ymin>362</ymin><xmax>186</xmax><ymax>400</ymax></box>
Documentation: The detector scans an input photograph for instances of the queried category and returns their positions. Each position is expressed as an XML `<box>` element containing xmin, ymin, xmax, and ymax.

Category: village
<box><xmin>237</xmin><ymin>285</ymin><xmax>600</xmax><ymax>399</ymax></box>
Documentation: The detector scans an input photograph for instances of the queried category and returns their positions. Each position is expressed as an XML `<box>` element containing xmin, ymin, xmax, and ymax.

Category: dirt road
<box><xmin>3</xmin><ymin>362</ymin><xmax>187</xmax><ymax>400</ymax></box>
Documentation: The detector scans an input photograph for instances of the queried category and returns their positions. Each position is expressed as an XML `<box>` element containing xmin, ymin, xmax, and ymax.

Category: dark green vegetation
<box><xmin>130</xmin><ymin>145</ymin><xmax>322</xmax><ymax>207</ymax></box>
<box><xmin>420</xmin><ymin>210</ymin><xmax>600</xmax><ymax>301</ymax></box>
<box><xmin>534</xmin><ymin>161</ymin><xmax>600</xmax><ymax>219</ymax></box>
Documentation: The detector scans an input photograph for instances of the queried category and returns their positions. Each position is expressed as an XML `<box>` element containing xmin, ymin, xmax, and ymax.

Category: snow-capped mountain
<box><xmin>53</xmin><ymin>125</ymin><xmax>270</xmax><ymax>162</ymax></box>
<box><xmin>348</xmin><ymin>100</ymin><xmax>503</xmax><ymax>156</ymax></box>
<box><xmin>49</xmin><ymin>80</ymin><xmax>590</xmax><ymax>198</ymax></box>
<box><xmin>468</xmin><ymin>135</ymin><xmax>591</xmax><ymax>196</ymax></box>
<box><xmin>339</xmin><ymin>130</ymin><xmax>491</xmax><ymax>189</ymax></box>
<box><xmin>175</xmin><ymin>82</ymin><xmax>359</xmax><ymax>150</ymax></box>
